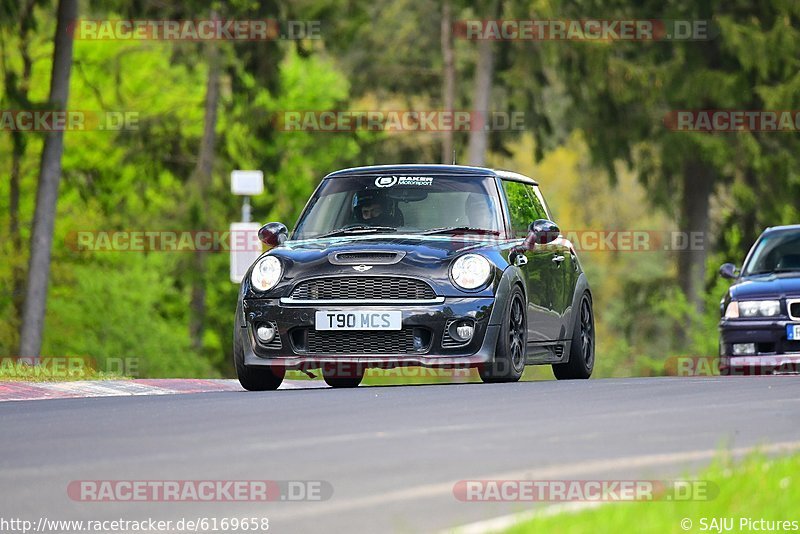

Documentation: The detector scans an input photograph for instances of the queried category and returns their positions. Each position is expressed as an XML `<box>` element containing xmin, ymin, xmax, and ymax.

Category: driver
<box><xmin>352</xmin><ymin>191</ymin><xmax>396</xmax><ymax>226</ymax></box>
<box><xmin>465</xmin><ymin>193</ymin><xmax>496</xmax><ymax>230</ymax></box>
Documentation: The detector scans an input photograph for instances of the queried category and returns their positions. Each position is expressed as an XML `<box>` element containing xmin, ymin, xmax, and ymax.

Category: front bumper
<box><xmin>239</xmin><ymin>297</ymin><xmax>499</xmax><ymax>370</ymax></box>
<box><xmin>719</xmin><ymin>318</ymin><xmax>800</xmax><ymax>373</ymax></box>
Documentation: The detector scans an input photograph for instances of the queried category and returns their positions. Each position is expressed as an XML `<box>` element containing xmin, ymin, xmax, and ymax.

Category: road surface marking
<box><xmin>264</xmin><ymin>439</ymin><xmax>800</xmax><ymax>523</ymax></box>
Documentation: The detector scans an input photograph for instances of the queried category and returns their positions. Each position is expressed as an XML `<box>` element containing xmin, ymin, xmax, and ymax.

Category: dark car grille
<box><xmin>290</xmin><ymin>277</ymin><xmax>436</xmax><ymax>301</ymax></box>
<box><xmin>789</xmin><ymin>301</ymin><xmax>800</xmax><ymax>320</ymax></box>
<box><xmin>302</xmin><ymin>329</ymin><xmax>425</xmax><ymax>354</ymax></box>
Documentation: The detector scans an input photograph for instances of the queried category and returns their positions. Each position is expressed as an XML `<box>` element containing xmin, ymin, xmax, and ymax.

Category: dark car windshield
<box><xmin>742</xmin><ymin>231</ymin><xmax>800</xmax><ymax>276</ymax></box>
<box><xmin>292</xmin><ymin>175</ymin><xmax>504</xmax><ymax>239</ymax></box>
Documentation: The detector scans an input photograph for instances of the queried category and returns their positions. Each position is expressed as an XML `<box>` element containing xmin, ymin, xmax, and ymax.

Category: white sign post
<box><xmin>229</xmin><ymin>222</ymin><xmax>262</xmax><ymax>283</ymax></box>
<box><xmin>230</xmin><ymin>170</ymin><xmax>265</xmax><ymax>283</ymax></box>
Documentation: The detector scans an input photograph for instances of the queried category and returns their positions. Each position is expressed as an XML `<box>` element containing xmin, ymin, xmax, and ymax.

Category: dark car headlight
<box><xmin>450</xmin><ymin>254</ymin><xmax>492</xmax><ymax>290</ymax></box>
<box><xmin>725</xmin><ymin>300</ymin><xmax>781</xmax><ymax>318</ymax></box>
<box><xmin>250</xmin><ymin>256</ymin><xmax>283</xmax><ymax>292</ymax></box>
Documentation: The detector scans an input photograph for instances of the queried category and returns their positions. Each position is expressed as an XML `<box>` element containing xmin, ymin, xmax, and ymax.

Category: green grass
<box><xmin>503</xmin><ymin>453</ymin><xmax>799</xmax><ymax>534</ymax></box>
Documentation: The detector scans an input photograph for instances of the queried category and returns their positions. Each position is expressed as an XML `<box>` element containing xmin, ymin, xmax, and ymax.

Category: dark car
<box><xmin>718</xmin><ymin>224</ymin><xmax>800</xmax><ymax>375</ymax></box>
<box><xmin>234</xmin><ymin>165</ymin><xmax>594</xmax><ymax>389</ymax></box>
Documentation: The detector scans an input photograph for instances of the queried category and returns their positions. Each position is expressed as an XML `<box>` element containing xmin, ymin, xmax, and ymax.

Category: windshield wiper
<box><xmin>316</xmin><ymin>225</ymin><xmax>398</xmax><ymax>238</ymax></box>
<box><xmin>748</xmin><ymin>268</ymin><xmax>800</xmax><ymax>275</ymax></box>
<box><xmin>420</xmin><ymin>226</ymin><xmax>500</xmax><ymax>236</ymax></box>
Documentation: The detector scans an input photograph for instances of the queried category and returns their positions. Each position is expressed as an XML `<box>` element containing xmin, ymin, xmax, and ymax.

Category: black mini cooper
<box><xmin>718</xmin><ymin>224</ymin><xmax>800</xmax><ymax>374</ymax></box>
<box><xmin>234</xmin><ymin>165</ymin><xmax>594</xmax><ymax>389</ymax></box>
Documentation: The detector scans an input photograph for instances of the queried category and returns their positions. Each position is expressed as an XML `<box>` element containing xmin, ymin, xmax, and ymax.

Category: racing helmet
<box><xmin>352</xmin><ymin>191</ymin><xmax>389</xmax><ymax>222</ymax></box>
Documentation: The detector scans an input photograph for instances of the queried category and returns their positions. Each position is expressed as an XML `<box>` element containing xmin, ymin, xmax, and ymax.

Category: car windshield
<box><xmin>742</xmin><ymin>231</ymin><xmax>800</xmax><ymax>276</ymax></box>
<box><xmin>292</xmin><ymin>175</ymin><xmax>504</xmax><ymax>239</ymax></box>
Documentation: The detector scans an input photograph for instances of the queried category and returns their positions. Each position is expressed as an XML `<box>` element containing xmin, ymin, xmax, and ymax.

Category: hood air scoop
<box><xmin>328</xmin><ymin>251</ymin><xmax>405</xmax><ymax>265</ymax></box>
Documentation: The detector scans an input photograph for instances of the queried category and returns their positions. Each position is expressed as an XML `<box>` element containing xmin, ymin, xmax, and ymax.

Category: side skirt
<box><xmin>525</xmin><ymin>340</ymin><xmax>570</xmax><ymax>364</ymax></box>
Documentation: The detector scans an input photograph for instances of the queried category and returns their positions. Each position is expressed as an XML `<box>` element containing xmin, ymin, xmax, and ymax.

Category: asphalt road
<box><xmin>1</xmin><ymin>376</ymin><xmax>799</xmax><ymax>534</ymax></box>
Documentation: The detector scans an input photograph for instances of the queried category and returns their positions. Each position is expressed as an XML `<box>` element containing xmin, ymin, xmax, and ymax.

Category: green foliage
<box><xmin>43</xmin><ymin>253</ymin><xmax>214</xmax><ymax>378</ymax></box>
<box><xmin>505</xmin><ymin>452</ymin><xmax>800</xmax><ymax>534</ymax></box>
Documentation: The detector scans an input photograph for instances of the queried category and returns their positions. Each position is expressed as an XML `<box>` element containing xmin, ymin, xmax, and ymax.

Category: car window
<box><xmin>532</xmin><ymin>186</ymin><xmax>553</xmax><ymax>220</ymax></box>
<box><xmin>293</xmin><ymin>175</ymin><xmax>503</xmax><ymax>239</ymax></box>
<box><xmin>501</xmin><ymin>180</ymin><xmax>547</xmax><ymax>238</ymax></box>
<box><xmin>742</xmin><ymin>231</ymin><xmax>800</xmax><ymax>275</ymax></box>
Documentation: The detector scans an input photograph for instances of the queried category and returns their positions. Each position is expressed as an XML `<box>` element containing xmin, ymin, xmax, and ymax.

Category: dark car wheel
<box><xmin>322</xmin><ymin>363</ymin><xmax>364</xmax><ymax>388</ymax></box>
<box><xmin>479</xmin><ymin>286</ymin><xmax>526</xmax><ymax>383</ymax></box>
<box><xmin>553</xmin><ymin>292</ymin><xmax>594</xmax><ymax>380</ymax></box>
<box><xmin>233</xmin><ymin>326</ymin><xmax>285</xmax><ymax>391</ymax></box>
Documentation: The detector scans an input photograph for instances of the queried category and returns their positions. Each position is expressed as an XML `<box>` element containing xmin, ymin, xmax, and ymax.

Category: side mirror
<box><xmin>719</xmin><ymin>262</ymin><xmax>739</xmax><ymax>280</ymax></box>
<box><xmin>523</xmin><ymin>219</ymin><xmax>560</xmax><ymax>249</ymax></box>
<box><xmin>258</xmin><ymin>222</ymin><xmax>288</xmax><ymax>248</ymax></box>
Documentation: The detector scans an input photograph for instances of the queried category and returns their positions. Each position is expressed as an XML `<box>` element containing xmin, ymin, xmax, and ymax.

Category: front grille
<box><xmin>789</xmin><ymin>301</ymin><xmax>800</xmax><ymax>320</ymax></box>
<box><xmin>301</xmin><ymin>329</ymin><xmax>426</xmax><ymax>354</ymax></box>
<box><xmin>290</xmin><ymin>277</ymin><xmax>436</xmax><ymax>301</ymax></box>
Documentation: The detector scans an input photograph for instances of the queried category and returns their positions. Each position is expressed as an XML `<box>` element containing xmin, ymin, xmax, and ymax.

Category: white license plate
<box><xmin>787</xmin><ymin>324</ymin><xmax>800</xmax><ymax>340</ymax></box>
<box><xmin>315</xmin><ymin>311</ymin><xmax>402</xmax><ymax>331</ymax></box>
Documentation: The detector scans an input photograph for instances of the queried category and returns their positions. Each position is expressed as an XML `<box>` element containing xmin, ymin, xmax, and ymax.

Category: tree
<box><xmin>544</xmin><ymin>0</ymin><xmax>800</xmax><ymax>336</ymax></box>
<box><xmin>188</xmin><ymin>16</ymin><xmax>221</xmax><ymax>352</ymax></box>
<box><xmin>467</xmin><ymin>0</ymin><xmax>500</xmax><ymax>166</ymax></box>
<box><xmin>440</xmin><ymin>0</ymin><xmax>456</xmax><ymax>163</ymax></box>
<box><xmin>0</xmin><ymin>0</ymin><xmax>46</xmax><ymax>351</ymax></box>
<box><xmin>19</xmin><ymin>0</ymin><xmax>77</xmax><ymax>356</ymax></box>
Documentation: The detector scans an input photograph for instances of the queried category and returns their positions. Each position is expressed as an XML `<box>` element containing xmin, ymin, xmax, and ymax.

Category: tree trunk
<box><xmin>467</xmin><ymin>1</ymin><xmax>499</xmax><ymax>166</ymax></box>
<box><xmin>189</xmin><ymin>36</ymin><xmax>221</xmax><ymax>352</ymax></box>
<box><xmin>8</xmin><ymin>0</ymin><xmax>36</xmax><ymax>351</ymax></box>
<box><xmin>19</xmin><ymin>0</ymin><xmax>78</xmax><ymax>357</ymax></box>
<box><xmin>10</xmin><ymin>133</ymin><xmax>26</xmax><ymax>342</ymax></box>
<box><xmin>739</xmin><ymin>167</ymin><xmax>759</xmax><ymax>258</ymax></box>
<box><xmin>440</xmin><ymin>0</ymin><xmax>455</xmax><ymax>164</ymax></box>
<box><xmin>677</xmin><ymin>158</ymin><xmax>715</xmax><ymax>319</ymax></box>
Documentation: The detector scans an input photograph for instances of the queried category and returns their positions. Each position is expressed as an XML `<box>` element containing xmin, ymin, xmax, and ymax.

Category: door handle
<box><xmin>552</xmin><ymin>255</ymin><xmax>565</xmax><ymax>264</ymax></box>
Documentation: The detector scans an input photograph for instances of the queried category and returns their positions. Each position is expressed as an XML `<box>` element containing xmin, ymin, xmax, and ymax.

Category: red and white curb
<box><xmin>0</xmin><ymin>379</ymin><xmax>325</xmax><ymax>402</ymax></box>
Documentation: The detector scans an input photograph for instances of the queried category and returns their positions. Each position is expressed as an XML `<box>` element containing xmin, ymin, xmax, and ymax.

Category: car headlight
<box><xmin>450</xmin><ymin>254</ymin><xmax>492</xmax><ymax>290</ymax></box>
<box><xmin>725</xmin><ymin>300</ymin><xmax>781</xmax><ymax>318</ymax></box>
<box><xmin>250</xmin><ymin>256</ymin><xmax>283</xmax><ymax>292</ymax></box>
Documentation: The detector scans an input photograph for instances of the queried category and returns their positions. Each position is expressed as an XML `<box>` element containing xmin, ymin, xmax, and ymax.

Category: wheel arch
<box><xmin>565</xmin><ymin>273</ymin><xmax>592</xmax><ymax>361</ymax></box>
<box><xmin>489</xmin><ymin>266</ymin><xmax>527</xmax><ymax>326</ymax></box>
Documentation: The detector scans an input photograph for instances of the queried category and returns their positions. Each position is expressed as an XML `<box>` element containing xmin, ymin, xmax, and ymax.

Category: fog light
<box><xmin>456</xmin><ymin>324</ymin><xmax>474</xmax><ymax>340</ymax></box>
<box><xmin>256</xmin><ymin>324</ymin><xmax>276</xmax><ymax>343</ymax></box>
<box><xmin>732</xmin><ymin>343</ymin><xmax>756</xmax><ymax>356</ymax></box>
<box><xmin>451</xmin><ymin>321</ymin><xmax>475</xmax><ymax>343</ymax></box>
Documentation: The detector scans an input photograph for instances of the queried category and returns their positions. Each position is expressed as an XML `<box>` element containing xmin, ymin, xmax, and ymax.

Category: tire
<box><xmin>322</xmin><ymin>363</ymin><xmax>364</xmax><ymax>388</ymax></box>
<box><xmin>479</xmin><ymin>286</ymin><xmax>526</xmax><ymax>383</ymax></box>
<box><xmin>553</xmin><ymin>292</ymin><xmax>594</xmax><ymax>380</ymax></box>
<box><xmin>233</xmin><ymin>324</ymin><xmax>284</xmax><ymax>391</ymax></box>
